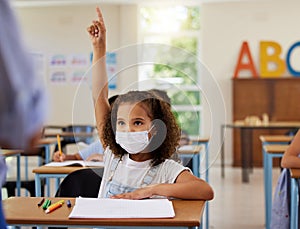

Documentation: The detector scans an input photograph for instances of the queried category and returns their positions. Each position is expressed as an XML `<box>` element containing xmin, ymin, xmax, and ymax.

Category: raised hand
<box><xmin>87</xmin><ymin>7</ymin><xmax>106</xmax><ymax>57</ymax></box>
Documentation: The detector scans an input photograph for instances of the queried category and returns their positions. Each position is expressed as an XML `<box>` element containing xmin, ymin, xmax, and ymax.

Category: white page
<box><xmin>69</xmin><ymin>197</ymin><xmax>175</xmax><ymax>218</ymax></box>
<box><xmin>45</xmin><ymin>160</ymin><xmax>104</xmax><ymax>167</ymax></box>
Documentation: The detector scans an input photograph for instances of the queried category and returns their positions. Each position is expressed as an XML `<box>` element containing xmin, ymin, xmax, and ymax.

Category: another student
<box><xmin>87</xmin><ymin>7</ymin><xmax>214</xmax><ymax>200</ymax></box>
<box><xmin>52</xmin><ymin>139</ymin><xmax>104</xmax><ymax>162</ymax></box>
<box><xmin>281</xmin><ymin>129</ymin><xmax>300</xmax><ymax>168</ymax></box>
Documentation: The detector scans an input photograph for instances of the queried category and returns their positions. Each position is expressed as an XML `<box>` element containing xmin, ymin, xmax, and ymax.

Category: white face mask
<box><xmin>115</xmin><ymin>127</ymin><xmax>153</xmax><ymax>154</ymax></box>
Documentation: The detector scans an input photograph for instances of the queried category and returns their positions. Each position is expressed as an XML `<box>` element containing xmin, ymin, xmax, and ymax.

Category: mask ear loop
<box><xmin>148</xmin><ymin>124</ymin><xmax>156</xmax><ymax>137</ymax></box>
<box><xmin>147</xmin><ymin>119</ymin><xmax>167</xmax><ymax>152</ymax></box>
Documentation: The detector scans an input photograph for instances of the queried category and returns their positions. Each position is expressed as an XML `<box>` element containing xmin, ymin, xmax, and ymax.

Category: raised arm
<box><xmin>87</xmin><ymin>7</ymin><xmax>110</xmax><ymax>144</ymax></box>
<box><xmin>281</xmin><ymin>129</ymin><xmax>300</xmax><ymax>168</ymax></box>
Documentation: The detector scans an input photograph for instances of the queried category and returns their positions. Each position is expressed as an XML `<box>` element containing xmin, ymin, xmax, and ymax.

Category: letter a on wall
<box><xmin>233</xmin><ymin>41</ymin><xmax>259</xmax><ymax>78</ymax></box>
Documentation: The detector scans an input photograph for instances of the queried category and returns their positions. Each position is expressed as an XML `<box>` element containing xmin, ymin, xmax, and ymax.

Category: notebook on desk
<box><xmin>69</xmin><ymin>197</ymin><xmax>175</xmax><ymax>218</ymax></box>
<box><xmin>44</xmin><ymin>160</ymin><xmax>104</xmax><ymax>167</ymax></box>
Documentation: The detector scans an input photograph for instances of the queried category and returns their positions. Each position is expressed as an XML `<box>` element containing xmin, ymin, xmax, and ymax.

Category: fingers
<box><xmin>87</xmin><ymin>6</ymin><xmax>106</xmax><ymax>40</ymax></box>
<box><xmin>87</xmin><ymin>24</ymin><xmax>99</xmax><ymax>37</ymax></box>
<box><xmin>96</xmin><ymin>7</ymin><xmax>106</xmax><ymax>32</ymax></box>
<box><xmin>53</xmin><ymin>151</ymin><xmax>66</xmax><ymax>162</ymax></box>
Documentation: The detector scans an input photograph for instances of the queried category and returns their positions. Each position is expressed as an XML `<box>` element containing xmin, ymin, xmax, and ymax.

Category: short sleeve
<box><xmin>160</xmin><ymin>159</ymin><xmax>191</xmax><ymax>184</ymax></box>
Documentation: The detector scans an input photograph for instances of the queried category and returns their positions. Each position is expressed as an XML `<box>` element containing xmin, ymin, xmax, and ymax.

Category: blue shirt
<box><xmin>79</xmin><ymin>140</ymin><xmax>104</xmax><ymax>160</ymax></box>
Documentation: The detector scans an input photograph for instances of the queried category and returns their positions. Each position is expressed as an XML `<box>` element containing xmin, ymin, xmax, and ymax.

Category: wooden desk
<box><xmin>289</xmin><ymin>168</ymin><xmax>300</xmax><ymax>229</ymax></box>
<box><xmin>44</xmin><ymin>132</ymin><xmax>94</xmax><ymax>138</ymax></box>
<box><xmin>3</xmin><ymin>197</ymin><xmax>205</xmax><ymax>228</ymax></box>
<box><xmin>221</xmin><ymin>121</ymin><xmax>300</xmax><ymax>182</ymax></box>
<box><xmin>0</xmin><ymin>149</ymin><xmax>22</xmax><ymax>196</ymax></box>
<box><xmin>259</xmin><ymin>135</ymin><xmax>294</xmax><ymax>144</ymax></box>
<box><xmin>33</xmin><ymin>165</ymin><xmax>103</xmax><ymax>197</ymax></box>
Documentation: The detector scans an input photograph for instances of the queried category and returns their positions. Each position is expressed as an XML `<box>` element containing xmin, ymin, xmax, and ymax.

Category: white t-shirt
<box><xmin>98</xmin><ymin>147</ymin><xmax>190</xmax><ymax>198</ymax></box>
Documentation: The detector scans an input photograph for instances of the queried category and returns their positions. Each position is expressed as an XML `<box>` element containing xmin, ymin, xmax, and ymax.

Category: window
<box><xmin>138</xmin><ymin>5</ymin><xmax>202</xmax><ymax>136</ymax></box>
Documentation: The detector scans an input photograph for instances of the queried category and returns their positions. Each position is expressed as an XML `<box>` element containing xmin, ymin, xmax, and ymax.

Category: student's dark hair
<box><xmin>148</xmin><ymin>89</ymin><xmax>171</xmax><ymax>105</ymax></box>
<box><xmin>102</xmin><ymin>90</ymin><xmax>180</xmax><ymax>166</ymax></box>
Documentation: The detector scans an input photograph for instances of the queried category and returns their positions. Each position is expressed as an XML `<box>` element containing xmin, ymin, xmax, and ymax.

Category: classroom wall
<box><xmin>201</xmin><ymin>0</ymin><xmax>300</xmax><ymax>165</ymax></box>
<box><xmin>14</xmin><ymin>0</ymin><xmax>300</xmax><ymax>165</ymax></box>
<box><xmin>15</xmin><ymin>4</ymin><xmax>138</xmax><ymax>126</ymax></box>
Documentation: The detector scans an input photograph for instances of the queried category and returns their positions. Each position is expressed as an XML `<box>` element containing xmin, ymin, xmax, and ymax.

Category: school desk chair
<box><xmin>55</xmin><ymin>168</ymin><xmax>102</xmax><ymax>198</ymax></box>
<box><xmin>53</xmin><ymin>124</ymin><xmax>95</xmax><ymax>153</ymax></box>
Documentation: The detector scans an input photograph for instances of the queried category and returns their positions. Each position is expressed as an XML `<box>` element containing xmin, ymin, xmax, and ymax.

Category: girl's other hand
<box><xmin>110</xmin><ymin>185</ymin><xmax>156</xmax><ymax>200</ymax></box>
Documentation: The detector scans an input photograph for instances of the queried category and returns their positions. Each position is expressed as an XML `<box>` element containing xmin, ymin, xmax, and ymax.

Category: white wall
<box><xmin>15</xmin><ymin>4</ymin><xmax>138</xmax><ymax>126</ymax></box>
<box><xmin>201</xmin><ymin>0</ymin><xmax>300</xmax><ymax>165</ymax></box>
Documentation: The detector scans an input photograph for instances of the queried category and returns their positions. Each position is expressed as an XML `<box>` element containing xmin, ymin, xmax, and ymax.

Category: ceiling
<box><xmin>12</xmin><ymin>0</ymin><xmax>252</xmax><ymax>8</ymax></box>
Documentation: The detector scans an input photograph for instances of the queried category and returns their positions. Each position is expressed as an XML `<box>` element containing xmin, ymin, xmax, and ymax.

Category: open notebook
<box><xmin>44</xmin><ymin>160</ymin><xmax>104</xmax><ymax>167</ymax></box>
<box><xmin>69</xmin><ymin>197</ymin><xmax>175</xmax><ymax>218</ymax></box>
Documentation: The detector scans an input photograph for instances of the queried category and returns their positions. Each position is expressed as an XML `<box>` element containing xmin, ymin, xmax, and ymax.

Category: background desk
<box><xmin>222</xmin><ymin>121</ymin><xmax>300</xmax><ymax>182</ymax></box>
<box><xmin>33</xmin><ymin>165</ymin><xmax>103</xmax><ymax>197</ymax></box>
<box><xmin>1</xmin><ymin>149</ymin><xmax>22</xmax><ymax>196</ymax></box>
<box><xmin>3</xmin><ymin>197</ymin><xmax>205</xmax><ymax>228</ymax></box>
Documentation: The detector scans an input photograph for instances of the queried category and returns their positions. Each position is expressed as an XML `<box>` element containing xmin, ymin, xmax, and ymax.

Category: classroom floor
<box><xmin>208</xmin><ymin>165</ymin><xmax>281</xmax><ymax>229</ymax></box>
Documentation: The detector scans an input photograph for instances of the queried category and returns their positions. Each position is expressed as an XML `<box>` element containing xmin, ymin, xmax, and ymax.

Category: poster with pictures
<box><xmin>106</xmin><ymin>52</ymin><xmax>117</xmax><ymax>89</ymax></box>
<box><xmin>49</xmin><ymin>54</ymin><xmax>67</xmax><ymax>68</ymax></box>
<box><xmin>69</xmin><ymin>54</ymin><xmax>89</xmax><ymax>83</ymax></box>
<box><xmin>49</xmin><ymin>69</ymin><xmax>67</xmax><ymax>84</ymax></box>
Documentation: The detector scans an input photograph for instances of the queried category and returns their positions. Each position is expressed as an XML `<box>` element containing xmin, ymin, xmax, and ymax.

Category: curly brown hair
<box><xmin>102</xmin><ymin>90</ymin><xmax>180</xmax><ymax>166</ymax></box>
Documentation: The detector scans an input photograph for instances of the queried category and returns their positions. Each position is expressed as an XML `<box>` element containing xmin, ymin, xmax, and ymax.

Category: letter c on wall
<box><xmin>286</xmin><ymin>41</ymin><xmax>300</xmax><ymax>77</ymax></box>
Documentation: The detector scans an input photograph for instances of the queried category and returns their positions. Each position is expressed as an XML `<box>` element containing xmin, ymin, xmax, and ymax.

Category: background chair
<box><xmin>55</xmin><ymin>168</ymin><xmax>102</xmax><ymax>198</ymax></box>
<box><xmin>54</xmin><ymin>125</ymin><xmax>95</xmax><ymax>153</ymax></box>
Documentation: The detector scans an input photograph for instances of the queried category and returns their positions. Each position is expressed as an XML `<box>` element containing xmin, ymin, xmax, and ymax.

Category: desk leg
<box><xmin>290</xmin><ymin>178</ymin><xmax>299</xmax><ymax>229</ymax></box>
<box><xmin>192</xmin><ymin>154</ymin><xmax>200</xmax><ymax>178</ymax></box>
<box><xmin>16</xmin><ymin>155</ymin><xmax>21</xmax><ymax>196</ymax></box>
<box><xmin>44</xmin><ymin>145</ymin><xmax>51</xmax><ymax>196</ymax></box>
<box><xmin>263</xmin><ymin>148</ymin><xmax>272</xmax><ymax>229</ymax></box>
<box><xmin>241</xmin><ymin>128</ymin><xmax>252</xmax><ymax>183</ymax></box>
<box><xmin>34</xmin><ymin>174</ymin><xmax>41</xmax><ymax>197</ymax></box>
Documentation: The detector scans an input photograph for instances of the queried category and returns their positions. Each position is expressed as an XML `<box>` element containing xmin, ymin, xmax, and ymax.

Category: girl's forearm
<box><xmin>281</xmin><ymin>154</ymin><xmax>300</xmax><ymax>168</ymax></box>
<box><xmin>151</xmin><ymin>180</ymin><xmax>214</xmax><ymax>200</ymax></box>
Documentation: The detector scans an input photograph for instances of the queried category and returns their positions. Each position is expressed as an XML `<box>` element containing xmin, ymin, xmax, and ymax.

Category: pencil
<box><xmin>57</xmin><ymin>134</ymin><xmax>62</xmax><ymax>156</ymax></box>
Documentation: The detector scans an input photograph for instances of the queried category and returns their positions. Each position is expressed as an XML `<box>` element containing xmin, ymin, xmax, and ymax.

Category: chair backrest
<box><xmin>55</xmin><ymin>168</ymin><xmax>102</xmax><ymax>198</ymax></box>
<box><xmin>62</xmin><ymin>125</ymin><xmax>95</xmax><ymax>144</ymax></box>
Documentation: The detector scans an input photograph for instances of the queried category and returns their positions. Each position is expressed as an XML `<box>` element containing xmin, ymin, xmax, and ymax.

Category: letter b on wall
<box><xmin>260</xmin><ymin>41</ymin><xmax>285</xmax><ymax>78</ymax></box>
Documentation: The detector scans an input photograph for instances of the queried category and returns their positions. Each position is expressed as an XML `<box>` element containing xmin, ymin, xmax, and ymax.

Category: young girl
<box><xmin>87</xmin><ymin>7</ymin><xmax>213</xmax><ymax>200</ymax></box>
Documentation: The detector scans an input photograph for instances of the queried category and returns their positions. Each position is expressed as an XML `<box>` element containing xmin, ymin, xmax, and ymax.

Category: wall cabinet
<box><xmin>232</xmin><ymin>78</ymin><xmax>300</xmax><ymax>166</ymax></box>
